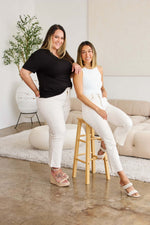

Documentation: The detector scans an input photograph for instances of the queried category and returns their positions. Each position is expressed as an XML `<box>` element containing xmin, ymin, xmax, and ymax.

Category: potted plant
<box><xmin>3</xmin><ymin>15</ymin><xmax>42</xmax><ymax>115</ymax></box>
<box><xmin>3</xmin><ymin>14</ymin><xmax>42</xmax><ymax>74</ymax></box>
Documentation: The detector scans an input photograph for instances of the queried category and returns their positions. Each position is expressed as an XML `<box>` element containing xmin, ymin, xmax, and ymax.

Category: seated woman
<box><xmin>73</xmin><ymin>41</ymin><xmax>140</xmax><ymax>198</ymax></box>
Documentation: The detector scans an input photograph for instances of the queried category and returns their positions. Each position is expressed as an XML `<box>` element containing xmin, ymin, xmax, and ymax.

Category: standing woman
<box><xmin>20</xmin><ymin>24</ymin><xmax>80</xmax><ymax>187</ymax></box>
<box><xmin>73</xmin><ymin>41</ymin><xmax>140</xmax><ymax>197</ymax></box>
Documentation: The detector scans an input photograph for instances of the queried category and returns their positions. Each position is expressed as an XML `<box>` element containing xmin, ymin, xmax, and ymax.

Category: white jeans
<box><xmin>37</xmin><ymin>88</ymin><xmax>70</xmax><ymax>168</ymax></box>
<box><xmin>82</xmin><ymin>94</ymin><xmax>132</xmax><ymax>173</ymax></box>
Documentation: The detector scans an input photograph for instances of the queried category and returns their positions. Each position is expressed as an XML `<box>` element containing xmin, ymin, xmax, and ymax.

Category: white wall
<box><xmin>34</xmin><ymin>0</ymin><xmax>87</xmax><ymax>60</ymax></box>
<box><xmin>88</xmin><ymin>0</ymin><xmax>150</xmax><ymax>101</ymax></box>
<box><xmin>0</xmin><ymin>0</ymin><xmax>87</xmax><ymax>129</ymax></box>
<box><xmin>104</xmin><ymin>76</ymin><xmax>150</xmax><ymax>101</ymax></box>
<box><xmin>0</xmin><ymin>0</ymin><xmax>36</xmax><ymax>129</ymax></box>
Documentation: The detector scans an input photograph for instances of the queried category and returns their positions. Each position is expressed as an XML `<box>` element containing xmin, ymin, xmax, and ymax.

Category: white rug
<box><xmin>0</xmin><ymin>129</ymin><xmax>150</xmax><ymax>182</ymax></box>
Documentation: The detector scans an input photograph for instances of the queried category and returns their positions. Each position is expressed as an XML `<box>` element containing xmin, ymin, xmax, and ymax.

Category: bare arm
<box><xmin>72</xmin><ymin>63</ymin><xmax>82</xmax><ymax>74</ymax></box>
<box><xmin>73</xmin><ymin>71</ymin><xmax>107</xmax><ymax>120</ymax></box>
<box><xmin>97</xmin><ymin>66</ymin><xmax>107</xmax><ymax>98</ymax></box>
<box><xmin>20</xmin><ymin>68</ymin><xmax>40</xmax><ymax>97</ymax></box>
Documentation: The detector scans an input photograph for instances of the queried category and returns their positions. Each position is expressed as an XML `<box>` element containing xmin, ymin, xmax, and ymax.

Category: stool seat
<box><xmin>72</xmin><ymin>118</ymin><xmax>110</xmax><ymax>184</ymax></box>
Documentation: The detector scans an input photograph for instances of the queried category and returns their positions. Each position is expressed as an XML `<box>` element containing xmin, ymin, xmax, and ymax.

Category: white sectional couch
<box><xmin>66</xmin><ymin>98</ymin><xmax>150</xmax><ymax>159</ymax></box>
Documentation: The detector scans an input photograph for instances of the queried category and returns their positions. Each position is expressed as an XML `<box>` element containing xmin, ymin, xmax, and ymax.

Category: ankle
<box><xmin>51</xmin><ymin>167</ymin><xmax>60</xmax><ymax>171</ymax></box>
<box><xmin>51</xmin><ymin>168</ymin><xmax>60</xmax><ymax>174</ymax></box>
<box><xmin>120</xmin><ymin>177</ymin><xmax>130</xmax><ymax>186</ymax></box>
<box><xmin>98</xmin><ymin>150</ymin><xmax>105</xmax><ymax>155</ymax></box>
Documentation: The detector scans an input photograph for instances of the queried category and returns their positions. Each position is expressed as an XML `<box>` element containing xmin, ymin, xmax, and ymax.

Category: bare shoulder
<box><xmin>97</xmin><ymin>65</ymin><xmax>103</xmax><ymax>74</ymax></box>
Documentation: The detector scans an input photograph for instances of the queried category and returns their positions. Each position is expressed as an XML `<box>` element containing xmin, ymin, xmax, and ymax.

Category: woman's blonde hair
<box><xmin>41</xmin><ymin>24</ymin><xmax>66</xmax><ymax>58</ymax></box>
<box><xmin>77</xmin><ymin>41</ymin><xmax>97</xmax><ymax>68</ymax></box>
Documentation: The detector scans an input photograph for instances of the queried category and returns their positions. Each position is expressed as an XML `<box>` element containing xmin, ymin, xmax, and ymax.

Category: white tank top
<box><xmin>82</xmin><ymin>67</ymin><xmax>102</xmax><ymax>97</ymax></box>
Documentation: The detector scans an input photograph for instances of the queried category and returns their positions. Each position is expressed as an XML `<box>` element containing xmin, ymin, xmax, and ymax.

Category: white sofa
<box><xmin>66</xmin><ymin>98</ymin><xmax>150</xmax><ymax>159</ymax></box>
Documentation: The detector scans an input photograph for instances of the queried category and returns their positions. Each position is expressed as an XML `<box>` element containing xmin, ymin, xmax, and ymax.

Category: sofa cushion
<box><xmin>145</xmin><ymin>119</ymin><xmax>150</xmax><ymax>123</ymax></box>
<box><xmin>130</xmin><ymin>116</ymin><xmax>147</xmax><ymax>125</ymax></box>
<box><xmin>70</xmin><ymin>97</ymin><xmax>82</xmax><ymax>111</ymax></box>
<box><xmin>108</xmin><ymin>99</ymin><xmax>150</xmax><ymax>117</ymax></box>
<box><xmin>118</xmin><ymin>121</ymin><xmax>150</xmax><ymax>159</ymax></box>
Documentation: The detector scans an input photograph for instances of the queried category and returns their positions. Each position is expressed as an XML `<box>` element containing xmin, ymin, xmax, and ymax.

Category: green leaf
<box><xmin>2</xmin><ymin>14</ymin><xmax>42</xmax><ymax>73</ymax></box>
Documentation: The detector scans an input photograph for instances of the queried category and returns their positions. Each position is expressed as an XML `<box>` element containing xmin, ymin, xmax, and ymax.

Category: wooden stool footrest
<box><xmin>76</xmin><ymin>158</ymin><xmax>86</xmax><ymax>164</ymax></box>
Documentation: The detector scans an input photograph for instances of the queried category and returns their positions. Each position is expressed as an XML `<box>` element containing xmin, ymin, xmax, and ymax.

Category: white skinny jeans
<box><xmin>82</xmin><ymin>94</ymin><xmax>132</xmax><ymax>173</ymax></box>
<box><xmin>37</xmin><ymin>88</ymin><xmax>70</xmax><ymax>168</ymax></box>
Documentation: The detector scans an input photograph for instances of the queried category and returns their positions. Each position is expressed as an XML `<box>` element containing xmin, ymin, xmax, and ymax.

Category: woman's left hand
<box><xmin>72</xmin><ymin>63</ymin><xmax>81</xmax><ymax>74</ymax></box>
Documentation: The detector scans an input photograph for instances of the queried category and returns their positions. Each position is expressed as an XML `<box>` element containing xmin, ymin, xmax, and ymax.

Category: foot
<box><xmin>50</xmin><ymin>168</ymin><xmax>70</xmax><ymax>187</ymax></box>
<box><xmin>97</xmin><ymin>147</ymin><xmax>106</xmax><ymax>159</ymax></box>
<box><xmin>52</xmin><ymin>168</ymin><xmax>69</xmax><ymax>180</ymax></box>
<box><xmin>120</xmin><ymin>181</ymin><xmax>140</xmax><ymax>198</ymax></box>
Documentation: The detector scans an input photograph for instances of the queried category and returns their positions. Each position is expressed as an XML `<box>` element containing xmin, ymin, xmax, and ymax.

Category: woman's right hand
<box><xmin>95</xmin><ymin>107</ymin><xmax>107</xmax><ymax>120</ymax></box>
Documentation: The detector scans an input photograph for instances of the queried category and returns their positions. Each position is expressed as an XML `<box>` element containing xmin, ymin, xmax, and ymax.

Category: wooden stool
<box><xmin>72</xmin><ymin>118</ymin><xmax>110</xmax><ymax>184</ymax></box>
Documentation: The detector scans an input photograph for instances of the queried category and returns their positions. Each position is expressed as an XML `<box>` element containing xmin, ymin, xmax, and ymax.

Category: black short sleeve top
<box><xmin>23</xmin><ymin>49</ymin><xmax>72</xmax><ymax>98</ymax></box>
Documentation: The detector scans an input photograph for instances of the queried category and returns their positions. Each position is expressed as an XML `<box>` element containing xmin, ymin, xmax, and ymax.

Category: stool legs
<box><xmin>85</xmin><ymin>124</ymin><xmax>91</xmax><ymax>184</ymax></box>
<box><xmin>91</xmin><ymin>127</ymin><xmax>96</xmax><ymax>174</ymax></box>
<box><xmin>72</xmin><ymin>118</ymin><xmax>110</xmax><ymax>184</ymax></box>
<box><xmin>104</xmin><ymin>153</ymin><xmax>110</xmax><ymax>180</ymax></box>
<box><xmin>72</xmin><ymin>120</ymin><xmax>82</xmax><ymax>178</ymax></box>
